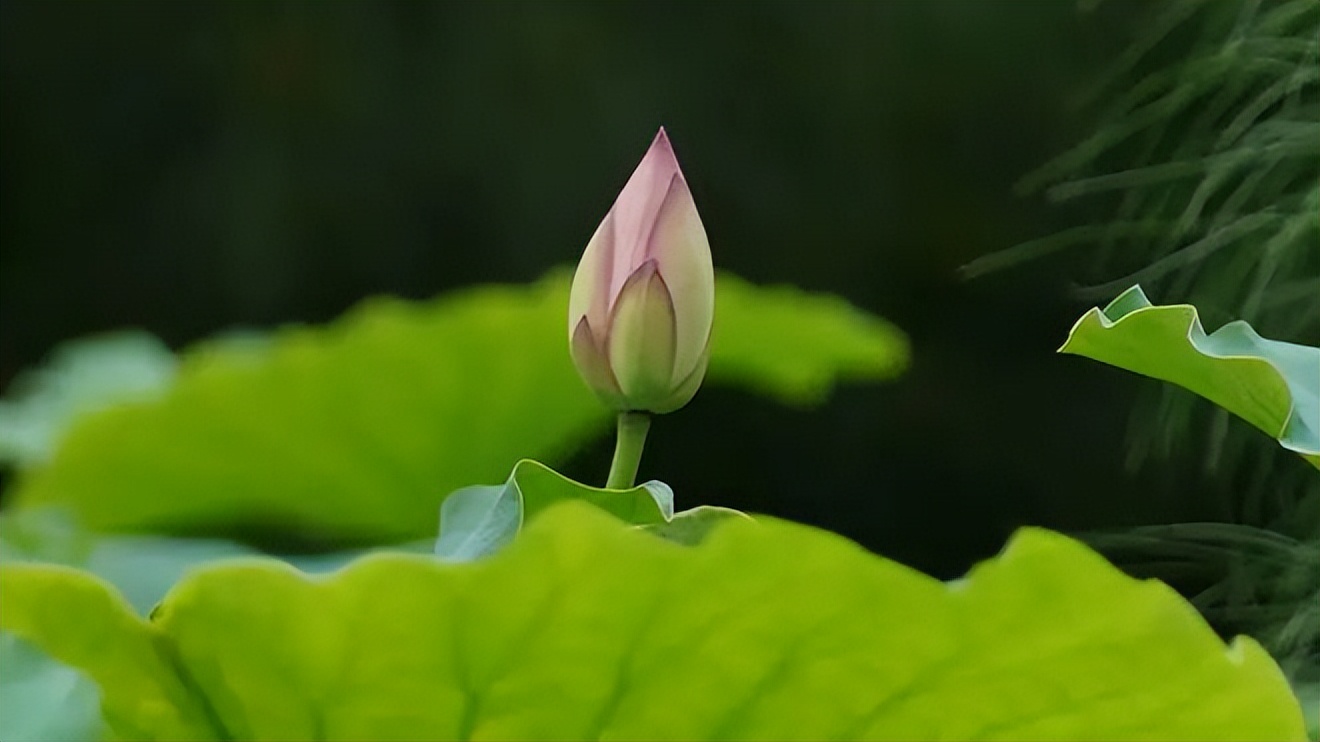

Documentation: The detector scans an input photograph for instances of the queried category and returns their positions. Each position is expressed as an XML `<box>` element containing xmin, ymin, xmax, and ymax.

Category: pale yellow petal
<box><xmin>570</xmin><ymin>317</ymin><xmax>625</xmax><ymax>408</ymax></box>
<box><xmin>647</xmin><ymin>175</ymin><xmax>715</xmax><ymax>384</ymax></box>
<box><xmin>568</xmin><ymin>212</ymin><xmax>617</xmax><ymax>337</ymax></box>
<box><xmin>651</xmin><ymin>339</ymin><xmax>709</xmax><ymax>414</ymax></box>
<box><xmin>606</xmin><ymin>261</ymin><xmax>679</xmax><ymax>411</ymax></box>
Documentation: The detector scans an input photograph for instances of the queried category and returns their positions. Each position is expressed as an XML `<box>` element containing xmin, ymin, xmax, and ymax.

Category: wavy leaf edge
<box><xmin>0</xmin><ymin>502</ymin><xmax>1305</xmax><ymax>740</ymax></box>
<box><xmin>1060</xmin><ymin>284</ymin><xmax>1320</xmax><ymax>465</ymax></box>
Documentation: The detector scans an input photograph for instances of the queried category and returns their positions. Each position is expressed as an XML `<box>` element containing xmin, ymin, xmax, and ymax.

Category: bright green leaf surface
<box><xmin>435</xmin><ymin>459</ymin><xmax>673</xmax><ymax>561</ymax></box>
<box><xmin>638</xmin><ymin>505</ymin><xmax>753</xmax><ymax>546</ymax></box>
<box><xmin>0</xmin><ymin>508</ymin><xmax>434</xmax><ymax>742</ymax></box>
<box><xmin>1062</xmin><ymin>285</ymin><xmax>1320</xmax><ymax>468</ymax></box>
<box><xmin>0</xmin><ymin>504</ymin><xmax>1303</xmax><ymax>740</ymax></box>
<box><xmin>0</xmin><ymin>507</ymin><xmax>430</xmax><ymax>615</ymax></box>
<box><xmin>0</xmin><ymin>563</ymin><xmax>218</xmax><ymax>740</ymax></box>
<box><xmin>7</xmin><ymin>272</ymin><xmax>907</xmax><ymax>543</ymax></box>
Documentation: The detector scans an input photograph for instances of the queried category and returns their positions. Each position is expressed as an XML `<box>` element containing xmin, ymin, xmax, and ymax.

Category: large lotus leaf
<box><xmin>0</xmin><ymin>563</ymin><xmax>216</xmax><ymax>740</ymax></box>
<box><xmin>1061</xmin><ymin>285</ymin><xmax>1320</xmax><ymax>468</ymax></box>
<box><xmin>0</xmin><ymin>503</ymin><xmax>1303</xmax><ymax>740</ymax></box>
<box><xmin>0</xmin><ymin>506</ymin><xmax>436</xmax><ymax>742</ymax></box>
<box><xmin>6</xmin><ymin>272</ymin><xmax>907</xmax><ymax>543</ymax></box>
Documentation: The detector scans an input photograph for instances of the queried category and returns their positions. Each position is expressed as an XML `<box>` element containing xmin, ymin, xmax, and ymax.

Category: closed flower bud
<box><xmin>569</xmin><ymin>128</ymin><xmax>715</xmax><ymax>414</ymax></box>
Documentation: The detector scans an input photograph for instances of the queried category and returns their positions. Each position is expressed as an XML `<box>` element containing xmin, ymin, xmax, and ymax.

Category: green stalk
<box><xmin>605</xmin><ymin>412</ymin><xmax>651</xmax><ymax>489</ymax></box>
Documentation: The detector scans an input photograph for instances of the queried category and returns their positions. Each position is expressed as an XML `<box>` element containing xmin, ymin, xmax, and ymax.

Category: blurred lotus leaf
<box><xmin>1</xmin><ymin>271</ymin><xmax>907</xmax><ymax>543</ymax></box>
<box><xmin>0</xmin><ymin>332</ymin><xmax>176</xmax><ymax>469</ymax></box>
<box><xmin>0</xmin><ymin>633</ymin><xmax>100</xmax><ymax>742</ymax></box>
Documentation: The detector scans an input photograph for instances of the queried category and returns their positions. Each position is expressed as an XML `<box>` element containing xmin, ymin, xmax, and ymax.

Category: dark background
<box><xmin>0</xmin><ymin>0</ymin><xmax>1245</xmax><ymax>576</ymax></box>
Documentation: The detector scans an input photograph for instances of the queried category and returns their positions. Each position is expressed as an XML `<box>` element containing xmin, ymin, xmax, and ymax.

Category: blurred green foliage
<box><xmin>0</xmin><ymin>333</ymin><xmax>176</xmax><ymax>468</ymax></box>
<box><xmin>2</xmin><ymin>0</ymin><xmax>1157</xmax><ymax>583</ymax></box>
<box><xmin>3</xmin><ymin>272</ymin><xmax>906</xmax><ymax>544</ymax></box>
<box><xmin>0</xmin><ymin>2</ymin><xmax>1316</xmax><ymax>733</ymax></box>
<box><xmin>3</xmin><ymin>0</ymin><xmax>1314</xmax><ymax>716</ymax></box>
<box><xmin>0</xmin><ymin>634</ymin><xmax>99</xmax><ymax>742</ymax></box>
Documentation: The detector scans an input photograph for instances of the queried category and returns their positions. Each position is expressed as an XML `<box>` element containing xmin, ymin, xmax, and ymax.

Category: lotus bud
<box><xmin>569</xmin><ymin>128</ymin><xmax>715</xmax><ymax>414</ymax></box>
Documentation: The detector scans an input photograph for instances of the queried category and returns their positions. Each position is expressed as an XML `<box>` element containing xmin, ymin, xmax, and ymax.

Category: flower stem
<box><xmin>606</xmin><ymin>412</ymin><xmax>651</xmax><ymax>489</ymax></box>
